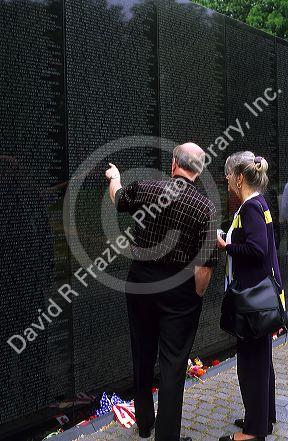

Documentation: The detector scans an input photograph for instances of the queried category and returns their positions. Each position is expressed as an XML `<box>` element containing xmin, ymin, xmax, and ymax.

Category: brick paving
<box><xmin>76</xmin><ymin>342</ymin><xmax>288</xmax><ymax>440</ymax></box>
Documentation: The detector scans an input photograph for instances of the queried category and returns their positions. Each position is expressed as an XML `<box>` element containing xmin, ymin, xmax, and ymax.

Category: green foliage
<box><xmin>194</xmin><ymin>0</ymin><xmax>288</xmax><ymax>39</ymax></box>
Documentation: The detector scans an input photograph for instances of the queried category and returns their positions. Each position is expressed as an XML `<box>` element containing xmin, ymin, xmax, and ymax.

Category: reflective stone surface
<box><xmin>0</xmin><ymin>0</ymin><xmax>287</xmax><ymax>437</ymax></box>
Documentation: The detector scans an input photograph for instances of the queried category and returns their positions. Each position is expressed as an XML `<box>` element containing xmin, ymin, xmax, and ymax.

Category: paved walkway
<box><xmin>75</xmin><ymin>342</ymin><xmax>288</xmax><ymax>441</ymax></box>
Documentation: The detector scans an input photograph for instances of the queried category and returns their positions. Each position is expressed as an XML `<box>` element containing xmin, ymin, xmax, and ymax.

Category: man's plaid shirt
<box><xmin>115</xmin><ymin>174</ymin><xmax>218</xmax><ymax>269</ymax></box>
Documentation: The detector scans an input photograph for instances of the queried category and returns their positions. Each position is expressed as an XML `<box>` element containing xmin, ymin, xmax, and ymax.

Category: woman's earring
<box><xmin>237</xmin><ymin>183</ymin><xmax>242</xmax><ymax>189</ymax></box>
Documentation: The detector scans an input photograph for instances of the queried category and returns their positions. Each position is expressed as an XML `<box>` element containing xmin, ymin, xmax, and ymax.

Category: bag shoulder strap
<box><xmin>255</xmin><ymin>199</ymin><xmax>272</xmax><ymax>260</ymax></box>
<box><xmin>255</xmin><ymin>199</ymin><xmax>282</xmax><ymax>289</ymax></box>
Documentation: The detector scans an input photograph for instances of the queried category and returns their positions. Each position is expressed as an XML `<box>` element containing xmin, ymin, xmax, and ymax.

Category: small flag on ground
<box><xmin>113</xmin><ymin>402</ymin><xmax>136</xmax><ymax>428</ymax></box>
<box><xmin>55</xmin><ymin>414</ymin><xmax>69</xmax><ymax>425</ymax></box>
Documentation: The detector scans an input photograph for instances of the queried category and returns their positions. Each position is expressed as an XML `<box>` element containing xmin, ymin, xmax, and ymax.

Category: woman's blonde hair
<box><xmin>225</xmin><ymin>151</ymin><xmax>269</xmax><ymax>193</ymax></box>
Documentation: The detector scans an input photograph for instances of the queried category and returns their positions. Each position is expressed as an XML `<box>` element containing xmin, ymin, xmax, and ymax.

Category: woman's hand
<box><xmin>217</xmin><ymin>235</ymin><xmax>227</xmax><ymax>250</ymax></box>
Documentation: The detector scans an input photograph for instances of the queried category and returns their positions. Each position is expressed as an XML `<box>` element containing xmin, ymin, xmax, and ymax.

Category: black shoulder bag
<box><xmin>220</xmin><ymin>202</ymin><xmax>288</xmax><ymax>340</ymax></box>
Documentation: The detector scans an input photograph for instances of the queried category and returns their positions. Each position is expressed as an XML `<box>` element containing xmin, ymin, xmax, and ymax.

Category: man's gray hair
<box><xmin>173</xmin><ymin>144</ymin><xmax>205</xmax><ymax>175</ymax></box>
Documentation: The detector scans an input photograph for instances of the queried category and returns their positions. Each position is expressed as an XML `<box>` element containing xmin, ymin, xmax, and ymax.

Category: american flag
<box><xmin>113</xmin><ymin>402</ymin><xmax>136</xmax><ymax>428</ymax></box>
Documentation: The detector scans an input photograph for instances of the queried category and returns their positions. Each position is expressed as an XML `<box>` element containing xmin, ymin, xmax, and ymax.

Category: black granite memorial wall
<box><xmin>277</xmin><ymin>37</ymin><xmax>288</xmax><ymax>293</ymax></box>
<box><xmin>0</xmin><ymin>0</ymin><xmax>74</xmax><ymax>435</ymax></box>
<box><xmin>0</xmin><ymin>0</ymin><xmax>287</xmax><ymax>437</ymax></box>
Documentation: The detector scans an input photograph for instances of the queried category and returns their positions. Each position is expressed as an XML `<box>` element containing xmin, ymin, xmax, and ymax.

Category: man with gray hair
<box><xmin>105</xmin><ymin>142</ymin><xmax>217</xmax><ymax>441</ymax></box>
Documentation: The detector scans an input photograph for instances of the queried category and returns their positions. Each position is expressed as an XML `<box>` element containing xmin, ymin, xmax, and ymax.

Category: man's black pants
<box><xmin>237</xmin><ymin>334</ymin><xmax>276</xmax><ymax>437</ymax></box>
<box><xmin>126</xmin><ymin>263</ymin><xmax>202</xmax><ymax>441</ymax></box>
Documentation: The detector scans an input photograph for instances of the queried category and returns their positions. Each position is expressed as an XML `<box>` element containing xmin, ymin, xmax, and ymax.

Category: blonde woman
<box><xmin>217</xmin><ymin>151</ymin><xmax>285</xmax><ymax>441</ymax></box>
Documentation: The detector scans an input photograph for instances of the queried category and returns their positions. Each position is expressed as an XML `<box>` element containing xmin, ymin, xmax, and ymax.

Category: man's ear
<box><xmin>172</xmin><ymin>158</ymin><xmax>176</xmax><ymax>175</ymax></box>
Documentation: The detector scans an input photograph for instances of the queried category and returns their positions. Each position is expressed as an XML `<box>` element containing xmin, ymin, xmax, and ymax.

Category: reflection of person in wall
<box><xmin>105</xmin><ymin>143</ymin><xmax>218</xmax><ymax>441</ymax></box>
<box><xmin>280</xmin><ymin>182</ymin><xmax>288</xmax><ymax>224</ymax></box>
<box><xmin>279</xmin><ymin>182</ymin><xmax>288</xmax><ymax>287</ymax></box>
<box><xmin>217</xmin><ymin>152</ymin><xmax>285</xmax><ymax>441</ymax></box>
